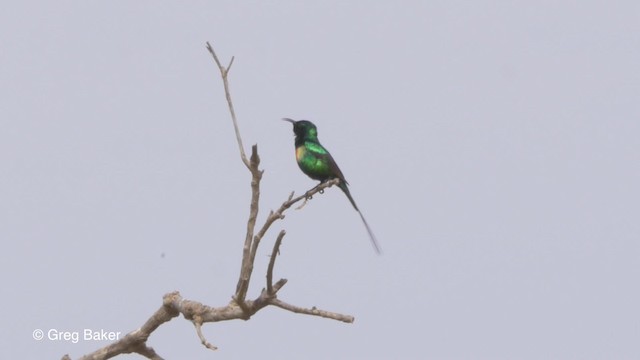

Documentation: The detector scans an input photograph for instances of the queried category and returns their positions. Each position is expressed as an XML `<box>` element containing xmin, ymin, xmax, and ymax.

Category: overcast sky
<box><xmin>1</xmin><ymin>2</ymin><xmax>639</xmax><ymax>359</ymax></box>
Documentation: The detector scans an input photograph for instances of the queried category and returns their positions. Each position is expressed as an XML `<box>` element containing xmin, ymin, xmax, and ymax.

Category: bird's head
<box><xmin>282</xmin><ymin>118</ymin><xmax>318</xmax><ymax>140</ymax></box>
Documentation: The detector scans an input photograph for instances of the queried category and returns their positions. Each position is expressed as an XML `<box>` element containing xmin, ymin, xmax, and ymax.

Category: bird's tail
<box><xmin>338</xmin><ymin>181</ymin><xmax>359</xmax><ymax>211</ymax></box>
<box><xmin>358</xmin><ymin>210</ymin><xmax>382</xmax><ymax>254</ymax></box>
<box><xmin>338</xmin><ymin>181</ymin><xmax>382</xmax><ymax>254</ymax></box>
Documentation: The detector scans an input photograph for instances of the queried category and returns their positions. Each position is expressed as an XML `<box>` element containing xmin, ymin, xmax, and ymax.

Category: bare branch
<box><xmin>76</xmin><ymin>292</ymin><xmax>181</xmax><ymax>360</ymax></box>
<box><xmin>206</xmin><ymin>42</ymin><xmax>248</xmax><ymax>168</ymax></box>
<box><xmin>236</xmin><ymin>178</ymin><xmax>339</xmax><ymax>302</ymax></box>
<box><xmin>256</xmin><ymin>179</ymin><xmax>340</xmax><ymax>244</ymax></box>
<box><xmin>267</xmin><ymin>230</ymin><xmax>286</xmax><ymax>294</ymax></box>
<box><xmin>207</xmin><ymin>42</ymin><xmax>262</xmax><ymax>309</ymax></box>
<box><xmin>235</xmin><ymin>145</ymin><xmax>263</xmax><ymax>307</ymax></box>
<box><xmin>130</xmin><ymin>344</ymin><xmax>162</xmax><ymax>360</ymax></box>
<box><xmin>193</xmin><ymin>319</ymin><xmax>218</xmax><ymax>351</ymax></box>
<box><xmin>271</xmin><ymin>299</ymin><xmax>355</xmax><ymax>323</ymax></box>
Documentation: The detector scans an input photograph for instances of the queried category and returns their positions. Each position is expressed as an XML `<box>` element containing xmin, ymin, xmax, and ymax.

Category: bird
<box><xmin>282</xmin><ymin>118</ymin><xmax>381</xmax><ymax>254</ymax></box>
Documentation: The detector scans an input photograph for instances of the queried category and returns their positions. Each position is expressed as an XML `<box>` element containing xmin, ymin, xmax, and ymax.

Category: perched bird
<box><xmin>283</xmin><ymin>118</ymin><xmax>381</xmax><ymax>254</ymax></box>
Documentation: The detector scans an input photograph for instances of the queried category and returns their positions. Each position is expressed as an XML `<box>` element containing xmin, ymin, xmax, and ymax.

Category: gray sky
<box><xmin>2</xmin><ymin>2</ymin><xmax>639</xmax><ymax>359</ymax></box>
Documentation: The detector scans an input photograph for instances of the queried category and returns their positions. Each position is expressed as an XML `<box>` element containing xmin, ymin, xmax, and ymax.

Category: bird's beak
<box><xmin>282</xmin><ymin>118</ymin><xmax>296</xmax><ymax>124</ymax></box>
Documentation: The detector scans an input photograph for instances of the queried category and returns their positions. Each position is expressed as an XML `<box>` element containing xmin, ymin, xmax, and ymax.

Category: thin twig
<box><xmin>267</xmin><ymin>230</ymin><xmax>286</xmax><ymax>294</ymax></box>
<box><xmin>194</xmin><ymin>319</ymin><xmax>218</xmax><ymax>351</ymax></box>
<box><xmin>295</xmin><ymin>182</ymin><xmax>326</xmax><ymax>209</ymax></box>
<box><xmin>295</xmin><ymin>196</ymin><xmax>309</xmax><ymax>210</ymax></box>
<box><xmin>257</xmin><ymin>179</ymin><xmax>340</xmax><ymax>240</ymax></box>
<box><xmin>205</xmin><ymin>42</ymin><xmax>248</xmax><ymax>168</ymax></box>
<box><xmin>270</xmin><ymin>299</ymin><xmax>355</xmax><ymax>323</ymax></box>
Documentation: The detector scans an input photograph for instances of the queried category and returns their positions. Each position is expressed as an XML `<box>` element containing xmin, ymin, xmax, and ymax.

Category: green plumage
<box><xmin>283</xmin><ymin>118</ymin><xmax>381</xmax><ymax>254</ymax></box>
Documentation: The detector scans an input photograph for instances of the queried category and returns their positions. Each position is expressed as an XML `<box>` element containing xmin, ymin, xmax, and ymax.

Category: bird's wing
<box><xmin>304</xmin><ymin>141</ymin><xmax>348</xmax><ymax>183</ymax></box>
<box><xmin>326</xmin><ymin>152</ymin><xmax>348</xmax><ymax>184</ymax></box>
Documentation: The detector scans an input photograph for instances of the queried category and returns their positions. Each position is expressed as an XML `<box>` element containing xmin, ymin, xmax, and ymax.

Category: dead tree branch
<box><xmin>205</xmin><ymin>43</ymin><xmax>247</xmax><ymax>168</ymax></box>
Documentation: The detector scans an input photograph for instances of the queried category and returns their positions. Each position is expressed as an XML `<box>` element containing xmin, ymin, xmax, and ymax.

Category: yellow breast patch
<box><xmin>296</xmin><ymin>146</ymin><xmax>306</xmax><ymax>160</ymax></box>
